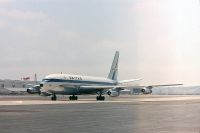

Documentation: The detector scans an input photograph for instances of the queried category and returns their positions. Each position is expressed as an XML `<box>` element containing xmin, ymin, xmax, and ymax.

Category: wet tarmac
<box><xmin>0</xmin><ymin>95</ymin><xmax>200</xmax><ymax>133</ymax></box>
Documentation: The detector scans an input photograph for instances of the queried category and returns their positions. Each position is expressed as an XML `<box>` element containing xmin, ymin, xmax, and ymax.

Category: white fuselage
<box><xmin>40</xmin><ymin>74</ymin><xmax>117</xmax><ymax>95</ymax></box>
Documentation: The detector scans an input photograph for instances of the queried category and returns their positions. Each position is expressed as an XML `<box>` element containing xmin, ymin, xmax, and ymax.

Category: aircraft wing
<box><xmin>130</xmin><ymin>84</ymin><xmax>183</xmax><ymax>89</ymax></box>
<box><xmin>129</xmin><ymin>84</ymin><xmax>183</xmax><ymax>94</ymax></box>
<box><xmin>79</xmin><ymin>84</ymin><xmax>183</xmax><ymax>90</ymax></box>
<box><xmin>61</xmin><ymin>83</ymin><xmax>182</xmax><ymax>90</ymax></box>
<box><xmin>149</xmin><ymin>84</ymin><xmax>183</xmax><ymax>87</ymax></box>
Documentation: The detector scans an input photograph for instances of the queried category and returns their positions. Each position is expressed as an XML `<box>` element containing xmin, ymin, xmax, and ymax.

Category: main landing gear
<box><xmin>51</xmin><ymin>94</ymin><xmax>57</xmax><ymax>101</ymax></box>
<box><xmin>69</xmin><ymin>95</ymin><xmax>78</xmax><ymax>100</ymax></box>
<box><xmin>96</xmin><ymin>94</ymin><xmax>105</xmax><ymax>101</ymax></box>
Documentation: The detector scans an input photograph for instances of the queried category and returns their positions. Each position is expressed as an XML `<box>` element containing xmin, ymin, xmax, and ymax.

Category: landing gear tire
<box><xmin>96</xmin><ymin>96</ymin><xmax>105</xmax><ymax>101</ymax></box>
<box><xmin>69</xmin><ymin>95</ymin><xmax>78</xmax><ymax>100</ymax></box>
<box><xmin>51</xmin><ymin>94</ymin><xmax>57</xmax><ymax>101</ymax></box>
<box><xmin>75</xmin><ymin>96</ymin><xmax>78</xmax><ymax>100</ymax></box>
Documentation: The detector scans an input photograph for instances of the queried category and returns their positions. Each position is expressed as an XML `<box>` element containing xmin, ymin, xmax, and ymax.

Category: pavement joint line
<box><xmin>1</xmin><ymin>96</ymin><xmax>200</xmax><ymax>106</ymax></box>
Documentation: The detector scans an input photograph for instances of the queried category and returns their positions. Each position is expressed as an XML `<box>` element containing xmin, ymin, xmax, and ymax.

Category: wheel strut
<box><xmin>51</xmin><ymin>94</ymin><xmax>57</xmax><ymax>101</ymax></box>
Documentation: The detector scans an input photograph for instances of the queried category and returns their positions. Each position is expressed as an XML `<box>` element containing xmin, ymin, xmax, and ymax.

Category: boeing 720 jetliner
<box><xmin>27</xmin><ymin>51</ymin><xmax>182</xmax><ymax>101</ymax></box>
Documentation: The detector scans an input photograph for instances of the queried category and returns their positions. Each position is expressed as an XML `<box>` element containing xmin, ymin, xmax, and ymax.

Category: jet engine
<box><xmin>107</xmin><ymin>90</ymin><xmax>120</xmax><ymax>97</ymax></box>
<box><xmin>27</xmin><ymin>85</ymin><xmax>41</xmax><ymax>94</ymax></box>
<box><xmin>141</xmin><ymin>86</ymin><xmax>153</xmax><ymax>94</ymax></box>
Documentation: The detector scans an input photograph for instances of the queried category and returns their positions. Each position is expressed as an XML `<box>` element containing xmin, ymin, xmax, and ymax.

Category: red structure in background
<box><xmin>21</xmin><ymin>77</ymin><xmax>30</xmax><ymax>81</ymax></box>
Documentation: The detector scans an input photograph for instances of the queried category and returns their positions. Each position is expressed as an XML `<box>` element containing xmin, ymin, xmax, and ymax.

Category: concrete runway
<box><xmin>0</xmin><ymin>95</ymin><xmax>200</xmax><ymax>133</ymax></box>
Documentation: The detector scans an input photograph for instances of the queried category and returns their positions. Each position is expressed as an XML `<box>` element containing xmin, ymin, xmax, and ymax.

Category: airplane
<box><xmin>27</xmin><ymin>51</ymin><xmax>182</xmax><ymax>101</ymax></box>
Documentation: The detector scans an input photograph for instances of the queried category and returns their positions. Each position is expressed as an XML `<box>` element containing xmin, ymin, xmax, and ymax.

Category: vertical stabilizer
<box><xmin>108</xmin><ymin>51</ymin><xmax>119</xmax><ymax>81</ymax></box>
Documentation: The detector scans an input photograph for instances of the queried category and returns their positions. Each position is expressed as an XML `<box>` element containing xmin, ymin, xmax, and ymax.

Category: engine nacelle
<box><xmin>107</xmin><ymin>90</ymin><xmax>120</xmax><ymax>97</ymax></box>
<box><xmin>141</xmin><ymin>87</ymin><xmax>152</xmax><ymax>94</ymax></box>
<box><xmin>27</xmin><ymin>85</ymin><xmax>41</xmax><ymax>94</ymax></box>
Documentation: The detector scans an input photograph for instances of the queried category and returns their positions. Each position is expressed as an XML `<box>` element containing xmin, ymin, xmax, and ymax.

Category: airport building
<box><xmin>0</xmin><ymin>79</ymin><xmax>39</xmax><ymax>94</ymax></box>
<box><xmin>0</xmin><ymin>79</ymin><xmax>38</xmax><ymax>89</ymax></box>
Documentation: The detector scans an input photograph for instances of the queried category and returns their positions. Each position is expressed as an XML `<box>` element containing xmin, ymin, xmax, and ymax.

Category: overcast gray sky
<box><xmin>0</xmin><ymin>0</ymin><xmax>200</xmax><ymax>85</ymax></box>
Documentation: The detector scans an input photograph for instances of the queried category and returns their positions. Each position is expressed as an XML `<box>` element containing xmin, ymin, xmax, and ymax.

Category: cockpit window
<box><xmin>42</xmin><ymin>79</ymin><xmax>51</xmax><ymax>82</ymax></box>
<box><xmin>42</xmin><ymin>79</ymin><xmax>61</xmax><ymax>82</ymax></box>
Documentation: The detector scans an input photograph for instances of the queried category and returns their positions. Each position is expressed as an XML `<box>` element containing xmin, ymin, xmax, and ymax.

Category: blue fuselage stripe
<box><xmin>42</xmin><ymin>79</ymin><xmax>116</xmax><ymax>85</ymax></box>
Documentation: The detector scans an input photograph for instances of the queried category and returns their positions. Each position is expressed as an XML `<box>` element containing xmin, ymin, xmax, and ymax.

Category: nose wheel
<box><xmin>69</xmin><ymin>95</ymin><xmax>78</xmax><ymax>100</ymax></box>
